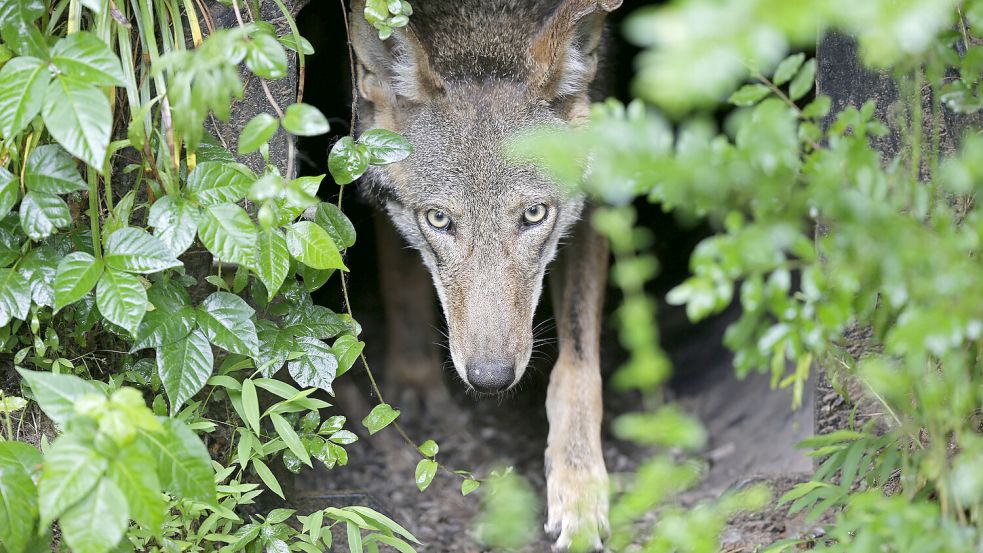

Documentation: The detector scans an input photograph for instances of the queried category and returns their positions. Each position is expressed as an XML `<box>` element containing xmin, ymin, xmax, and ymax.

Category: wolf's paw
<box><xmin>545</xmin><ymin>467</ymin><xmax>609</xmax><ymax>552</ymax></box>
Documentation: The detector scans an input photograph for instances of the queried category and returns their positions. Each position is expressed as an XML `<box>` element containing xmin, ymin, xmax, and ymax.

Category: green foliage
<box><xmin>0</xmin><ymin>3</ymin><xmax>426</xmax><ymax>553</ymax></box>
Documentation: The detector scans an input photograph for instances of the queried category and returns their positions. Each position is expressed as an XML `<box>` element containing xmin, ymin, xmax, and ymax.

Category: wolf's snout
<box><xmin>465</xmin><ymin>359</ymin><xmax>515</xmax><ymax>393</ymax></box>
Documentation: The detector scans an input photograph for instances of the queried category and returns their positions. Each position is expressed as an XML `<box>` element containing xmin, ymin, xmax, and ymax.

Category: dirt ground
<box><xmin>287</xmin><ymin>297</ymin><xmax>837</xmax><ymax>552</ymax></box>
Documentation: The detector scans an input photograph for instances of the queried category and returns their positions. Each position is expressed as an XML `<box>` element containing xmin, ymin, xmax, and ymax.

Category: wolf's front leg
<box><xmin>545</xmin><ymin>215</ymin><xmax>609</xmax><ymax>552</ymax></box>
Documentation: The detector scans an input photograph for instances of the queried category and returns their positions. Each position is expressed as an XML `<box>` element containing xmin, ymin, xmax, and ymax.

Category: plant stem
<box><xmin>87</xmin><ymin>166</ymin><xmax>103</xmax><ymax>258</ymax></box>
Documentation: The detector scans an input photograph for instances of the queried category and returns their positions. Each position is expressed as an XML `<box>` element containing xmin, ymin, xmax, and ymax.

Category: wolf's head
<box><xmin>351</xmin><ymin>0</ymin><xmax>619</xmax><ymax>393</ymax></box>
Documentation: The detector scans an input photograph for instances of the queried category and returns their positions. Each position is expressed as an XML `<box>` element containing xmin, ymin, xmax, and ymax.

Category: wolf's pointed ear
<box><xmin>528</xmin><ymin>0</ymin><xmax>621</xmax><ymax>99</ymax></box>
<box><xmin>350</xmin><ymin>1</ymin><xmax>443</xmax><ymax>108</ymax></box>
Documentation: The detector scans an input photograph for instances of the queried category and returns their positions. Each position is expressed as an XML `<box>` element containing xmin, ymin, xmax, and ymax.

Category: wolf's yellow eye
<box><xmin>426</xmin><ymin>209</ymin><xmax>452</xmax><ymax>230</ymax></box>
<box><xmin>523</xmin><ymin>204</ymin><xmax>548</xmax><ymax>225</ymax></box>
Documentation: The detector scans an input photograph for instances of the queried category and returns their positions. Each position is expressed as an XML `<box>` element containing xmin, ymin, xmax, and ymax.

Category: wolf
<box><xmin>350</xmin><ymin>0</ymin><xmax>620</xmax><ymax>549</ymax></box>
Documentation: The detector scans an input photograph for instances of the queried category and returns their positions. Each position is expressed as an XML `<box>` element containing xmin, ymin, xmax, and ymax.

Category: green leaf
<box><xmin>414</xmin><ymin>459</ymin><xmax>437</xmax><ymax>492</ymax></box>
<box><xmin>286</xmin><ymin>221</ymin><xmax>346</xmax><ymax>270</ymax></box>
<box><xmin>50</xmin><ymin>31</ymin><xmax>125</xmax><ymax>86</ymax></box>
<box><xmin>157</xmin><ymin>328</ymin><xmax>214</xmax><ymax>414</ymax></box>
<box><xmin>281</xmin><ymin>102</ymin><xmax>330</xmax><ymax>137</ymax></box>
<box><xmin>278</xmin><ymin>33</ymin><xmax>313</xmax><ymax>54</ymax></box>
<box><xmin>346</xmin><ymin>506</ymin><xmax>420</xmax><ymax>544</ymax></box>
<box><xmin>251</xmin><ymin>458</ymin><xmax>284</xmax><ymax>499</ymax></box>
<box><xmin>0</xmin><ymin>268</ymin><xmax>30</xmax><ymax>327</ymax></box>
<box><xmin>53</xmin><ymin>252</ymin><xmax>104</xmax><ymax>311</ymax></box>
<box><xmin>42</xmin><ymin>75</ymin><xmax>111</xmax><ymax>169</ymax></box>
<box><xmin>38</xmin><ymin>436</ymin><xmax>107</xmax><ymax>527</ymax></box>
<box><xmin>23</xmin><ymin>144</ymin><xmax>87</xmax><ymax>195</ymax></box>
<box><xmin>361</xmin><ymin>403</ymin><xmax>399</xmax><ymax>435</ymax></box>
<box><xmin>148</xmin><ymin>196</ymin><xmax>201</xmax><ymax>257</ymax></box>
<box><xmin>185</xmin><ymin>162</ymin><xmax>255</xmax><ymax>206</ymax></box>
<box><xmin>107</xmin><ymin>446</ymin><xmax>166</xmax><ymax>531</ymax></box>
<box><xmin>198</xmin><ymin>203</ymin><xmax>257</xmax><ymax>267</ymax></box>
<box><xmin>59</xmin><ymin>477</ymin><xmax>128</xmax><ymax>553</ymax></box>
<box><xmin>138</xmin><ymin>418</ymin><xmax>216</xmax><ymax>504</ymax></box>
<box><xmin>332</xmin><ymin>334</ymin><xmax>364</xmax><ymax>377</ymax></box>
<box><xmin>461</xmin><ymin>479</ymin><xmax>480</xmax><ymax>496</ymax></box>
<box><xmin>271</xmin><ymin>412</ymin><xmax>312</xmax><ymax>467</ymax></box>
<box><xmin>314</xmin><ymin>202</ymin><xmax>356</xmax><ymax>249</ymax></box>
<box><xmin>197</xmin><ymin>291</ymin><xmax>259</xmax><ymax>357</ymax></box>
<box><xmin>802</xmin><ymin>95</ymin><xmax>832</xmax><ymax>119</ymax></box>
<box><xmin>17</xmin><ymin>246</ymin><xmax>58</xmax><ymax>308</ymax></box>
<box><xmin>772</xmin><ymin>53</ymin><xmax>805</xmax><ymax>86</ymax></box>
<box><xmin>0</xmin><ymin>0</ymin><xmax>47</xmax><ymax>57</ymax></box>
<box><xmin>16</xmin><ymin>369</ymin><xmax>102</xmax><ymax>426</ymax></box>
<box><xmin>0</xmin><ymin>442</ymin><xmax>40</xmax><ymax>553</ymax></box>
<box><xmin>19</xmin><ymin>191</ymin><xmax>71</xmax><ymax>240</ymax></box>
<box><xmin>328</xmin><ymin>136</ymin><xmax>369</xmax><ymax>185</ymax></box>
<box><xmin>358</xmin><ymin>129</ymin><xmax>413</xmax><ymax>165</ymax></box>
<box><xmin>245</xmin><ymin>33</ymin><xmax>288</xmax><ymax>79</ymax></box>
<box><xmin>0</xmin><ymin>56</ymin><xmax>50</xmax><ymax>138</ymax></box>
<box><xmin>347</xmin><ymin>522</ymin><xmax>363</xmax><ymax>553</ymax></box>
<box><xmin>255</xmin><ymin>228</ymin><xmax>290</xmax><ymax>300</ymax></box>
<box><xmin>96</xmin><ymin>268</ymin><xmax>147</xmax><ymax>334</ymax></box>
<box><xmin>417</xmin><ymin>440</ymin><xmax>438</xmax><ymax>457</ymax></box>
<box><xmin>240</xmin><ymin>378</ymin><xmax>261</xmax><ymax>435</ymax></box>
<box><xmin>788</xmin><ymin>58</ymin><xmax>817</xmax><ymax>101</ymax></box>
<box><xmin>256</xmin><ymin>322</ymin><xmax>293</xmax><ymax>377</ymax></box>
<box><xmin>728</xmin><ymin>84</ymin><xmax>771</xmax><ymax>107</ymax></box>
<box><xmin>287</xmin><ymin>336</ymin><xmax>338</xmax><ymax>393</ymax></box>
<box><xmin>238</xmin><ymin>113</ymin><xmax>279</xmax><ymax>154</ymax></box>
<box><xmin>0</xmin><ymin>167</ymin><xmax>17</xmax><ymax>218</ymax></box>
<box><xmin>104</xmin><ymin>227</ymin><xmax>182</xmax><ymax>274</ymax></box>
<box><xmin>130</xmin><ymin>306</ymin><xmax>196</xmax><ymax>352</ymax></box>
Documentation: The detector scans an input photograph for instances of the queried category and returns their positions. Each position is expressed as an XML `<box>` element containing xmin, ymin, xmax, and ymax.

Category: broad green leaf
<box><xmin>197</xmin><ymin>291</ymin><xmax>259</xmax><ymax>357</ymax></box>
<box><xmin>287</xmin><ymin>336</ymin><xmax>338</xmax><ymax>394</ymax></box>
<box><xmin>414</xmin><ymin>459</ymin><xmax>437</xmax><ymax>492</ymax></box>
<box><xmin>157</xmin><ymin>328</ymin><xmax>214</xmax><ymax>414</ymax></box>
<box><xmin>104</xmin><ymin>227</ymin><xmax>182</xmax><ymax>274</ymax></box>
<box><xmin>0</xmin><ymin>395</ymin><xmax>27</xmax><ymax>413</ymax></box>
<box><xmin>0</xmin><ymin>442</ymin><xmax>40</xmax><ymax>553</ymax></box>
<box><xmin>788</xmin><ymin>58</ymin><xmax>817</xmax><ymax>101</ymax></box>
<box><xmin>240</xmin><ymin>378</ymin><xmax>261</xmax><ymax>435</ymax></box>
<box><xmin>96</xmin><ymin>269</ymin><xmax>147</xmax><ymax>334</ymax></box>
<box><xmin>286</xmin><ymin>221</ymin><xmax>346</xmax><ymax>271</ymax></box>
<box><xmin>346</xmin><ymin>506</ymin><xmax>420</xmax><ymax>544</ymax></box>
<box><xmin>23</xmin><ymin>144</ymin><xmax>87</xmax><ymax>195</ymax></box>
<box><xmin>332</xmin><ymin>334</ymin><xmax>364</xmax><ymax>377</ymax></box>
<box><xmin>198</xmin><ymin>203</ymin><xmax>257</xmax><ymax>267</ymax></box>
<box><xmin>328</xmin><ymin>136</ymin><xmax>369</xmax><ymax>185</ymax></box>
<box><xmin>16</xmin><ymin>369</ymin><xmax>103</xmax><ymax>426</ymax></box>
<box><xmin>17</xmin><ymin>245</ymin><xmax>59</xmax><ymax>308</ymax></box>
<box><xmin>53</xmin><ymin>252</ymin><xmax>104</xmax><ymax>311</ymax></box>
<box><xmin>38</xmin><ymin>436</ymin><xmax>107</xmax><ymax>527</ymax></box>
<box><xmin>359</xmin><ymin>129</ymin><xmax>413</xmax><ymax>165</ymax></box>
<box><xmin>130</xmin><ymin>306</ymin><xmax>196</xmax><ymax>352</ymax></box>
<box><xmin>270</xmin><ymin>412</ymin><xmax>311</xmax><ymax>467</ymax></box>
<box><xmin>138</xmin><ymin>418</ymin><xmax>215</xmax><ymax>504</ymax></box>
<box><xmin>245</xmin><ymin>33</ymin><xmax>288</xmax><ymax>79</ymax></box>
<box><xmin>50</xmin><ymin>32</ymin><xmax>125</xmax><ymax>86</ymax></box>
<box><xmin>0</xmin><ymin>56</ymin><xmax>49</xmax><ymax>138</ymax></box>
<box><xmin>361</xmin><ymin>403</ymin><xmax>399</xmax><ymax>435</ymax></box>
<box><xmin>256</xmin><ymin>322</ymin><xmax>293</xmax><ymax>377</ymax></box>
<box><xmin>148</xmin><ymin>196</ymin><xmax>200</xmax><ymax>257</ymax></box>
<box><xmin>282</xmin><ymin>102</ymin><xmax>329</xmax><ymax>137</ymax></box>
<box><xmin>59</xmin><ymin>477</ymin><xmax>128</xmax><ymax>553</ymax></box>
<box><xmin>773</xmin><ymin>53</ymin><xmax>805</xmax><ymax>86</ymax></box>
<box><xmin>42</xmin><ymin>75</ymin><xmax>111</xmax><ymax>169</ymax></box>
<box><xmin>0</xmin><ymin>268</ymin><xmax>30</xmax><ymax>326</ymax></box>
<box><xmin>255</xmin><ymin>228</ymin><xmax>290</xmax><ymax>300</ymax></box>
<box><xmin>461</xmin><ymin>478</ymin><xmax>480</xmax><ymax>496</ymax></box>
<box><xmin>728</xmin><ymin>84</ymin><xmax>771</xmax><ymax>107</ymax></box>
<box><xmin>417</xmin><ymin>440</ymin><xmax>438</xmax><ymax>457</ymax></box>
<box><xmin>19</xmin><ymin>191</ymin><xmax>70</xmax><ymax>240</ymax></box>
<box><xmin>0</xmin><ymin>167</ymin><xmax>16</xmax><ymax>218</ymax></box>
<box><xmin>238</xmin><ymin>113</ymin><xmax>279</xmax><ymax>154</ymax></box>
<box><xmin>185</xmin><ymin>162</ymin><xmax>255</xmax><ymax>206</ymax></box>
<box><xmin>287</xmin><ymin>304</ymin><xmax>351</xmax><ymax>340</ymax></box>
<box><xmin>277</xmin><ymin>33</ymin><xmax>313</xmax><ymax>54</ymax></box>
<box><xmin>107</xmin><ymin>445</ymin><xmax>166</xmax><ymax>531</ymax></box>
<box><xmin>347</xmin><ymin>522</ymin><xmax>363</xmax><ymax>553</ymax></box>
<box><xmin>314</xmin><ymin>202</ymin><xmax>356</xmax><ymax>249</ymax></box>
<box><xmin>251</xmin><ymin>458</ymin><xmax>283</xmax><ymax>498</ymax></box>
<box><xmin>0</xmin><ymin>0</ymin><xmax>47</xmax><ymax>57</ymax></box>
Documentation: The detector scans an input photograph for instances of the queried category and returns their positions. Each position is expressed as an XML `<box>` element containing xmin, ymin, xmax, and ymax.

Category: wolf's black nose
<box><xmin>466</xmin><ymin>360</ymin><xmax>515</xmax><ymax>393</ymax></box>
